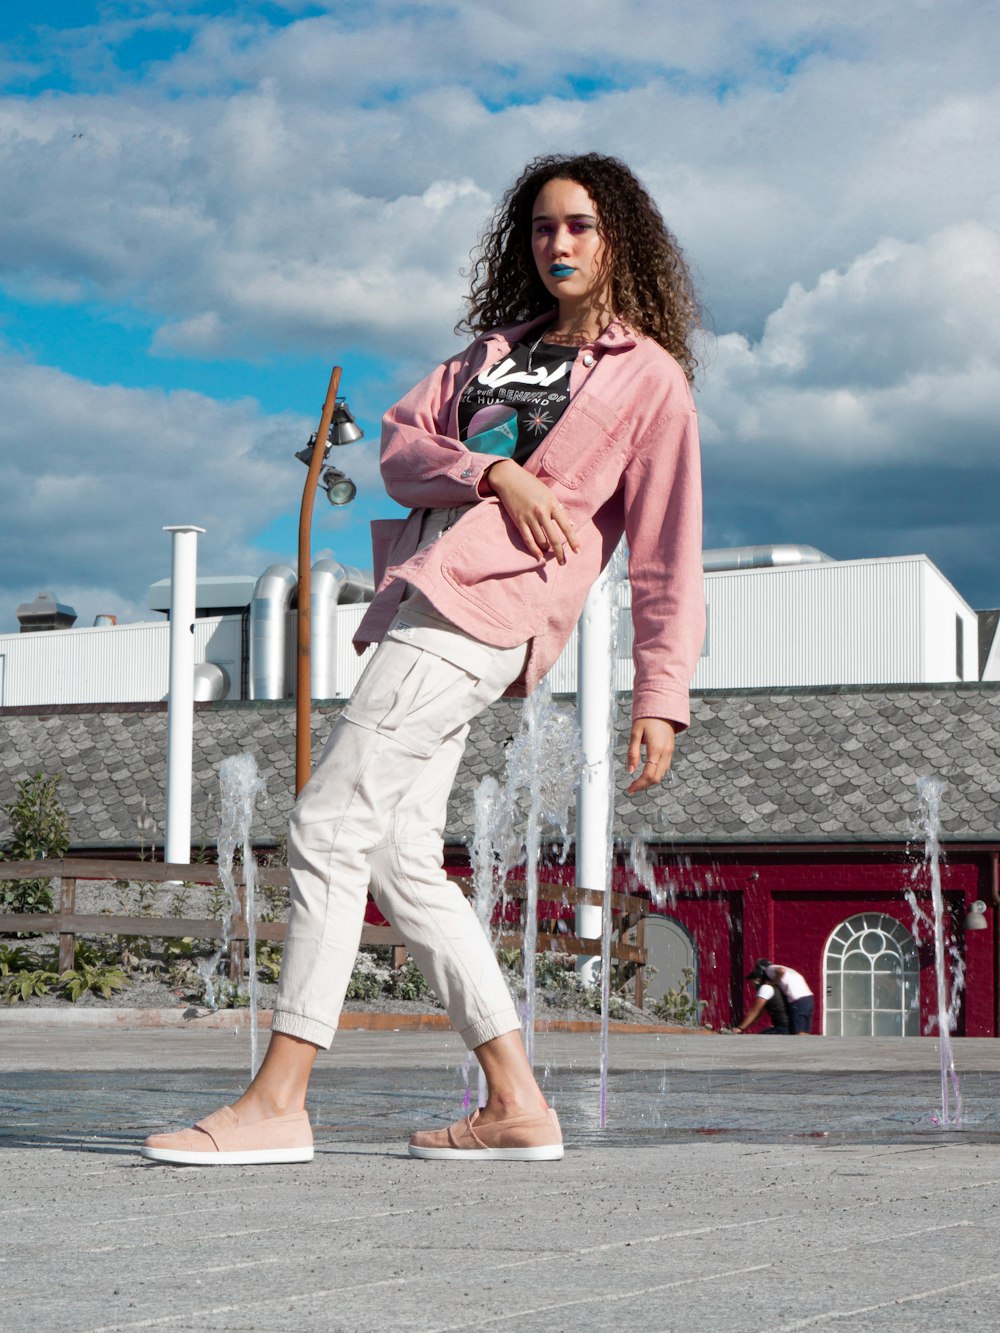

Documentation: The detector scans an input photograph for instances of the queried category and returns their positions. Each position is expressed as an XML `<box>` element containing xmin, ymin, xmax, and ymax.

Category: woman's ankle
<box><xmin>231</xmin><ymin>1086</ymin><xmax>306</xmax><ymax>1123</ymax></box>
<box><xmin>480</xmin><ymin>1087</ymin><xmax>548</xmax><ymax>1120</ymax></box>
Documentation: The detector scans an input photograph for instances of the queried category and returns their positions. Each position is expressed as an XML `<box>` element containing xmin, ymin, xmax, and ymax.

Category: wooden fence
<box><xmin>0</xmin><ymin>858</ymin><xmax>648</xmax><ymax>986</ymax></box>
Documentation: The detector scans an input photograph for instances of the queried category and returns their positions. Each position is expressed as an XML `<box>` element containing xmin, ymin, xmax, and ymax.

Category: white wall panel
<box><xmin>0</xmin><ymin>616</ymin><xmax>242</xmax><ymax>706</ymax></box>
<box><xmin>920</xmin><ymin>561</ymin><xmax>978</xmax><ymax>682</ymax></box>
<box><xmin>0</xmin><ymin>555</ymin><xmax>986</xmax><ymax>706</ymax></box>
<box><xmin>692</xmin><ymin>557</ymin><xmax>926</xmax><ymax>689</ymax></box>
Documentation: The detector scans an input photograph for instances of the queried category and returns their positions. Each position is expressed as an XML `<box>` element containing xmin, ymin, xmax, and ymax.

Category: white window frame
<box><xmin>823</xmin><ymin>912</ymin><xmax>920</xmax><ymax>1037</ymax></box>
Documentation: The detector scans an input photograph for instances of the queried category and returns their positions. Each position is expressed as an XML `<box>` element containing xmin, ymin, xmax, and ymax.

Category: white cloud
<box><xmin>700</xmin><ymin>223</ymin><xmax>1000</xmax><ymax>460</ymax></box>
<box><xmin>2</xmin><ymin>4</ymin><xmax>996</xmax><ymax>360</ymax></box>
<box><xmin>697</xmin><ymin>223</ymin><xmax>1000</xmax><ymax>598</ymax></box>
<box><xmin>0</xmin><ymin>351</ymin><xmax>386</xmax><ymax>632</ymax></box>
<box><xmin>1</xmin><ymin>2</ymin><xmax>999</xmax><ymax>609</ymax></box>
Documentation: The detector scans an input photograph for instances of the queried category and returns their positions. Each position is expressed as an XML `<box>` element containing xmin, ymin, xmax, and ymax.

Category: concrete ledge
<box><xmin>0</xmin><ymin>1006</ymin><xmax>699</xmax><ymax>1035</ymax></box>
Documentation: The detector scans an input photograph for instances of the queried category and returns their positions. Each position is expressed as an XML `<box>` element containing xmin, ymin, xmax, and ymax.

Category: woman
<box><xmin>142</xmin><ymin>152</ymin><xmax>705</xmax><ymax>1166</ymax></box>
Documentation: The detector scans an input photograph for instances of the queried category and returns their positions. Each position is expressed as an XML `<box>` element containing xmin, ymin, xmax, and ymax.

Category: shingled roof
<box><xmin>1</xmin><ymin>684</ymin><xmax>999</xmax><ymax>852</ymax></box>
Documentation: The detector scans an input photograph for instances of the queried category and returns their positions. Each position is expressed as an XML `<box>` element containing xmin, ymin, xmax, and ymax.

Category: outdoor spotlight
<box><xmin>329</xmin><ymin>397</ymin><xmax>364</xmax><ymax>445</ymax></box>
<box><xmin>295</xmin><ymin>397</ymin><xmax>364</xmax><ymax>466</ymax></box>
<box><xmin>320</xmin><ymin>466</ymin><xmax>357</xmax><ymax>506</ymax></box>
<box><xmin>964</xmin><ymin>899</ymin><xmax>989</xmax><ymax>931</ymax></box>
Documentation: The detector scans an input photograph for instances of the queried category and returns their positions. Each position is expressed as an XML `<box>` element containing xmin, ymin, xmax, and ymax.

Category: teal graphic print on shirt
<box><xmin>465</xmin><ymin>404</ymin><xmax>518</xmax><ymax>457</ymax></box>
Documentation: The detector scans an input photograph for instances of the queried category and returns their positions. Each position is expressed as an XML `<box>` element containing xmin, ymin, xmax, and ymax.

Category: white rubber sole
<box><xmin>408</xmin><ymin>1143</ymin><xmax>564</xmax><ymax>1161</ymax></box>
<box><xmin>139</xmin><ymin>1145</ymin><xmax>314</xmax><ymax>1166</ymax></box>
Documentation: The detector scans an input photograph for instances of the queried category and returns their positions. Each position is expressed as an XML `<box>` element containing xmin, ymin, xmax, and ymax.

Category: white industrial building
<box><xmin>0</xmin><ymin>547</ymin><xmax>994</xmax><ymax>709</ymax></box>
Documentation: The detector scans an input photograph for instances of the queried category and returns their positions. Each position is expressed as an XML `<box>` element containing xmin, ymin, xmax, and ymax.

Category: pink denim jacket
<box><xmin>353</xmin><ymin>315</ymin><xmax>705</xmax><ymax>729</ymax></box>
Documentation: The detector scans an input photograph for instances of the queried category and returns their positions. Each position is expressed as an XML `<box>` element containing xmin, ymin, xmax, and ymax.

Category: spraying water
<box><xmin>513</xmin><ymin>685</ymin><xmax>578</xmax><ymax>1064</ymax></box>
<box><xmin>629</xmin><ymin>830</ymin><xmax>669</xmax><ymax>908</ymax></box>
<box><xmin>468</xmin><ymin>687</ymin><xmax>580</xmax><ymax>1073</ymax></box>
<box><xmin>465</xmin><ymin>775</ymin><xmax>505</xmax><ymax>1110</ymax></box>
<box><xmin>915</xmin><ymin>775</ymin><xmax>962</xmax><ymax>1128</ymax></box>
<box><xmin>579</xmin><ymin>544</ymin><xmax>627</xmax><ymax>1128</ymax></box>
<box><xmin>198</xmin><ymin>752</ymin><xmax>266</xmax><ymax>1078</ymax></box>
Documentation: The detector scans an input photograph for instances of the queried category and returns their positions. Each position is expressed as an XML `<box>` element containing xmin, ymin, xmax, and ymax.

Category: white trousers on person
<box><xmin>272</xmin><ymin>595</ymin><xmax>527</xmax><ymax>1051</ymax></box>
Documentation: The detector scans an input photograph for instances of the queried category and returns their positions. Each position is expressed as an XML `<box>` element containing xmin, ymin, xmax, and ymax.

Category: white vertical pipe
<box><xmin>575</xmin><ymin>561</ymin><xmax>615</xmax><ymax>985</ymax></box>
<box><xmin>163</xmin><ymin>525</ymin><xmax>205</xmax><ymax>867</ymax></box>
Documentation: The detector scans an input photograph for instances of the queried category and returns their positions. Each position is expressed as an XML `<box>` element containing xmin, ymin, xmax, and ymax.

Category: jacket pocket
<box><xmin>370</xmin><ymin>518</ymin><xmax>407</xmax><ymax>588</ymax></box>
<box><xmin>439</xmin><ymin>504</ymin><xmax>551</xmax><ymax>630</ymax></box>
<box><xmin>537</xmin><ymin>396</ymin><xmax>628</xmax><ymax>489</ymax></box>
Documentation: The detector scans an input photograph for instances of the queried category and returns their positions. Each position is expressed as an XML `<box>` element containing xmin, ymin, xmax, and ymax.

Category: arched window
<box><xmin>824</xmin><ymin>913</ymin><xmax>920</xmax><ymax>1037</ymax></box>
<box><xmin>628</xmin><ymin>915</ymin><xmax>698</xmax><ymax>1008</ymax></box>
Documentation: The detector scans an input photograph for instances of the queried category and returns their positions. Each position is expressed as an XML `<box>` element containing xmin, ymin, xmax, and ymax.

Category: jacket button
<box><xmin>460</xmin><ymin>467</ymin><xmax>474</xmax><ymax>479</ymax></box>
<box><xmin>582</xmin><ymin>353</ymin><xmax>595</xmax><ymax>367</ymax></box>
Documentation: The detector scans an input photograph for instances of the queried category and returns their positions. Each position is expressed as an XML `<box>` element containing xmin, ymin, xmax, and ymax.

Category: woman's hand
<box><xmin>483</xmin><ymin>459</ymin><xmax>580</xmax><ymax>565</ymax></box>
<box><xmin>626</xmin><ymin>717</ymin><xmax>677</xmax><ymax>794</ymax></box>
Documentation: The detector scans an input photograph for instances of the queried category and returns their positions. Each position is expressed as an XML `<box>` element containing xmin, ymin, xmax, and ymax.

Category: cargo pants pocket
<box><xmin>341</xmin><ymin>639</ymin><xmax>479</xmax><ymax>759</ymax></box>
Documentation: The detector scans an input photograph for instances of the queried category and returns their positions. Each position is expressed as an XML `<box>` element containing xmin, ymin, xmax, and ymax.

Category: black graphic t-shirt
<box><xmin>457</xmin><ymin>335</ymin><xmax>578</xmax><ymax>466</ymax></box>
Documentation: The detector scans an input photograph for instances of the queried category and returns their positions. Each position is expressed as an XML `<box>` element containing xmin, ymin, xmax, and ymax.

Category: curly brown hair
<box><xmin>459</xmin><ymin>152</ymin><xmax>701</xmax><ymax>383</ymax></box>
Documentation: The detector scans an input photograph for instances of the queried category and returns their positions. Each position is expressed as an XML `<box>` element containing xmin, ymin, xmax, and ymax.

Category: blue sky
<box><xmin>1</xmin><ymin>2</ymin><xmax>998</xmax><ymax>631</ymax></box>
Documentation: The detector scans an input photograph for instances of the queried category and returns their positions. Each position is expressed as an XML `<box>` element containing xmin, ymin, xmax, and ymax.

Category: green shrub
<box><xmin>0</xmin><ymin>959</ymin><xmax>60</xmax><ymax>1003</ymax></box>
<box><xmin>255</xmin><ymin>941</ymin><xmax>283</xmax><ymax>984</ymax></box>
<box><xmin>346</xmin><ymin>950</ymin><xmax>391</xmax><ymax>1000</ymax></box>
<box><xmin>59</xmin><ymin>959</ymin><xmax>131</xmax><ymax>1002</ymax></box>
<box><xmin>393</xmin><ymin>958</ymin><xmax>429</xmax><ymax>1002</ymax></box>
<box><xmin>0</xmin><ymin>940</ymin><xmax>133</xmax><ymax>1004</ymax></box>
<box><xmin>0</xmin><ymin>772</ymin><xmax>70</xmax><ymax>916</ymax></box>
<box><xmin>649</xmin><ymin>967</ymin><xmax>703</xmax><ymax>1026</ymax></box>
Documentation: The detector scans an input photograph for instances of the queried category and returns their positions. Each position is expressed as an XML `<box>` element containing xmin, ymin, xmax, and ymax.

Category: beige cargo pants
<box><xmin>272</xmin><ymin>592</ymin><xmax>527</xmax><ymax>1051</ymax></box>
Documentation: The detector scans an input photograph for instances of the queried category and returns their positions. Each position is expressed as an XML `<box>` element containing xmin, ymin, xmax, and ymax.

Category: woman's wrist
<box><xmin>477</xmin><ymin>462</ymin><xmax>498</xmax><ymax>497</ymax></box>
<box><xmin>479</xmin><ymin>458</ymin><xmax>515</xmax><ymax>497</ymax></box>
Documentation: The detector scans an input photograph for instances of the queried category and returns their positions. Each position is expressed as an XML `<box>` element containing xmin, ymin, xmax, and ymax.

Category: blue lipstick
<box><xmin>549</xmin><ymin>263</ymin><xmax>575</xmax><ymax>278</ymax></box>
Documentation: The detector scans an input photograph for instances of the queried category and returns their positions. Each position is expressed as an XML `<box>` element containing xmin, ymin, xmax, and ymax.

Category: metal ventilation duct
<box><xmin>193</xmin><ymin>661</ymin><xmax>230</xmax><ymax>702</ymax></box>
<box><xmin>249</xmin><ymin>560</ymin><xmax>374</xmax><ymax>701</ymax></box>
<box><xmin>310</xmin><ymin>560</ymin><xmax>374</xmax><ymax>699</ymax></box>
<box><xmin>702</xmin><ymin>544</ymin><xmax>832</xmax><ymax>572</ymax></box>
<box><xmin>16</xmin><ymin>591</ymin><xmax>77</xmax><ymax>633</ymax></box>
<box><xmin>249</xmin><ymin>564</ymin><xmax>297</xmax><ymax>700</ymax></box>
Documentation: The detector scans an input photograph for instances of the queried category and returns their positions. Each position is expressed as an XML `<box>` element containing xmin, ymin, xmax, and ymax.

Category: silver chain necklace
<box><xmin>525</xmin><ymin>329</ymin><xmax>582</xmax><ymax>372</ymax></box>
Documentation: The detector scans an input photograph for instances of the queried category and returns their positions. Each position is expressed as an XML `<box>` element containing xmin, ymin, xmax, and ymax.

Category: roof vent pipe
<box><xmin>702</xmin><ymin>544</ymin><xmax>832</xmax><ymax>573</ymax></box>
<box><xmin>16</xmin><ymin>591</ymin><xmax>77</xmax><ymax>633</ymax></box>
<box><xmin>193</xmin><ymin>661</ymin><xmax>231</xmax><ymax>702</ymax></box>
<box><xmin>311</xmin><ymin>560</ymin><xmax>375</xmax><ymax>699</ymax></box>
<box><xmin>249</xmin><ymin>564</ymin><xmax>297</xmax><ymax>700</ymax></box>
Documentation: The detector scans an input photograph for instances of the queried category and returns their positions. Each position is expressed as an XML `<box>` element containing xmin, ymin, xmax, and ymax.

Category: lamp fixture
<box><xmin>320</xmin><ymin>466</ymin><xmax>357</xmax><ymax>506</ymax></box>
<box><xmin>295</xmin><ymin>397</ymin><xmax>364</xmax><ymax>467</ymax></box>
<box><xmin>965</xmin><ymin>899</ymin><xmax>989</xmax><ymax>931</ymax></box>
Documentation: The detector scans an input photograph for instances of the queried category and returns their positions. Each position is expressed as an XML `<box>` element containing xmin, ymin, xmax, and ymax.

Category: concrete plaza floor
<box><xmin>4</xmin><ymin>1022</ymin><xmax>1000</xmax><ymax>1331</ymax></box>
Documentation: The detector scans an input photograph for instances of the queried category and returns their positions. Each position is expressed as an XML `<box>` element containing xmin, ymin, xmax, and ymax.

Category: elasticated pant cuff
<box><xmin>461</xmin><ymin>1006</ymin><xmax>521</xmax><ymax>1051</ymax></box>
<box><xmin>271</xmin><ymin>1009</ymin><xmax>336</xmax><ymax>1050</ymax></box>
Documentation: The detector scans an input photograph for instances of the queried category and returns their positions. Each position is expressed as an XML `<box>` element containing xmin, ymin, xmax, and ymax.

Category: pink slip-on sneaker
<box><xmin>140</xmin><ymin>1106</ymin><xmax>313</xmax><ymax>1166</ymax></box>
<box><xmin>408</xmin><ymin>1106</ymin><xmax>563</xmax><ymax>1161</ymax></box>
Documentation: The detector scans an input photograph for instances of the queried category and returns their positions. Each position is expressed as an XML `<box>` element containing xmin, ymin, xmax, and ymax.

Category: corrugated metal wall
<box><xmin>0</xmin><ymin>555</ymin><xmax>981</xmax><ymax>707</ymax></box>
<box><xmin>692</xmin><ymin>557</ymin><xmax>927</xmax><ymax>689</ymax></box>
<box><xmin>0</xmin><ymin>617</ymin><xmax>242</xmax><ymax>707</ymax></box>
<box><xmin>920</xmin><ymin>560</ymin><xmax>979</xmax><ymax>683</ymax></box>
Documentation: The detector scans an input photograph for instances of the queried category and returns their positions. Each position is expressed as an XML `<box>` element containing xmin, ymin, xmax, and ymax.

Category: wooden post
<box><xmin>58</xmin><ymin>877</ymin><xmax>76</xmax><ymax>974</ymax></box>
<box><xmin>296</xmin><ymin>365</ymin><xmax>343</xmax><ymax>795</ymax></box>
<box><xmin>229</xmin><ymin>882</ymin><xmax>247</xmax><ymax>983</ymax></box>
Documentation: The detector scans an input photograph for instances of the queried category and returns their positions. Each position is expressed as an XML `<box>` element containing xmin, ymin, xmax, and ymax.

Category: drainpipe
<box><xmin>310</xmin><ymin>560</ymin><xmax>374</xmax><ymax>699</ymax></box>
<box><xmin>163</xmin><ymin>525</ymin><xmax>205</xmax><ymax>867</ymax></box>
<box><xmin>249</xmin><ymin>564</ymin><xmax>297</xmax><ymax>700</ymax></box>
<box><xmin>575</xmin><ymin>559</ymin><xmax>617</xmax><ymax>985</ymax></box>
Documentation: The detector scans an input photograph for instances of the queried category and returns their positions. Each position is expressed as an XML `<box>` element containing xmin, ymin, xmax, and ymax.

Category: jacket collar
<box><xmin>482</xmin><ymin>314</ymin><xmax>638</xmax><ymax>356</ymax></box>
